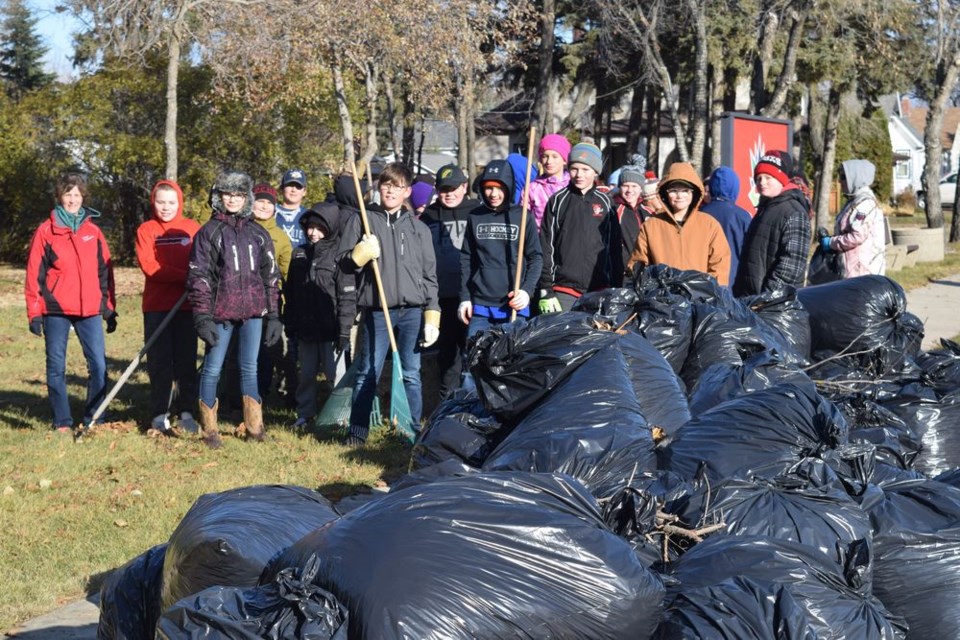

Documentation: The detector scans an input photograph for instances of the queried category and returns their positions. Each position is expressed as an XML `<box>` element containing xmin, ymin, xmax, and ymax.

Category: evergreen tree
<box><xmin>0</xmin><ymin>0</ymin><xmax>55</xmax><ymax>100</ymax></box>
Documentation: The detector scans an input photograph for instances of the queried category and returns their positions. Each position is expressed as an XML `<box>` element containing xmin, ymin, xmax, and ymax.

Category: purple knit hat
<box><xmin>538</xmin><ymin>133</ymin><xmax>571</xmax><ymax>163</ymax></box>
<box><xmin>410</xmin><ymin>181</ymin><xmax>435</xmax><ymax>210</ymax></box>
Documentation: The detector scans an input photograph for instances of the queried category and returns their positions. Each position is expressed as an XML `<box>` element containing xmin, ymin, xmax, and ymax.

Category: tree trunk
<box><xmin>708</xmin><ymin>65</ymin><xmax>724</xmax><ymax>173</ymax></box>
<box><xmin>687</xmin><ymin>0</ymin><xmax>708</xmax><ymax>173</ymax></box>
<box><xmin>625</xmin><ymin>83</ymin><xmax>645</xmax><ymax>156</ymax></box>
<box><xmin>646</xmin><ymin>91</ymin><xmax>660</xmax><ymax>173</ymax></box>
<box><xmin>922</xmin><ymin>51</ymin><xmax>960</xmax><ymax>228</ymax></box>
<box><xmin>331</xmin><ymin>56</ymin><xmax>355</xmax><ymax>171</ymax></box>
<box><xmin>358</xmin><ymin>60</ymin><xmax>379</xmax><ymax>171</ymax></box>
<box><xmin>814</xmin><ymin>83</ymin><xmax>844</xmax><ymax>232</ymax></box>
<box><xmin>163</xmin><ymin>30</ymin><xmax>180</xmax><ymax>180</ymax></box>
<box><xmin>761</xmin><ymin>5</ymin><xmax>806</xmax><ymax>119</ymax></box>
<box><xmin>750</xmin><ymin>8</ymin><xmax>779</xmax><ymax>113</ymax></box>
<box><xmin>417</xmin><ymin>115</ymin><xmax>426</xmax><ymax>179</ymax></box>
<box><xmin>807</xmin><ymin>83</ymin><xmax>824</xmax><ymax>159</ymax></box>
<box><xmin>456</xmin><ymin>79</ymin><xmax>468</xmax><ymax>170</ymax></box>
<box><xmin>466</xmin><ymin>75</ymin><xmax>477</xmax><ymax>184</ymax></box>
<box><xmin>383</xmin><ymin>74</ymin><xmax>402</xmax><ymax>161</ymax></box>
<box><xmin>950</xmin><ymin>191</ymin><xmax>960</xmax><ymax>242</ymax></box>
<box><xmin>401</xmin><ymin>96</ymin><xmax>416</xmax><ymax>171</ymax></box>
<box><xmin>534</xmin><ymin>0</ymin><xmax>556</xmax><ymax>131</ymax></box>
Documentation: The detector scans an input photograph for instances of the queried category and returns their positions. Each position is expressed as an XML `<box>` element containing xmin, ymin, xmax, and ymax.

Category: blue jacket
<box><xmin>701</xmin><ymin>166</ymin><xmax>752</xmax><ymax>285</ymax></box>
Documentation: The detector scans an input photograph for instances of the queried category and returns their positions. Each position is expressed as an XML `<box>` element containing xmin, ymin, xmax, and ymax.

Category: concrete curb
<box><xmin>2</xmin><ymin>596</ymin><xmax>99</xmax><ymax>639</ymax></box>
<box><xmin>904</xmin><ymin>273</ymin><xmax>960</xmax><ymax>350</ymax></box>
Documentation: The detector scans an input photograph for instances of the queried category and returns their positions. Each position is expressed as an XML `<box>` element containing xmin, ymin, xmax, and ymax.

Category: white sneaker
<box><xmin>151</xmin><ymin>414</ymin><xmax>172</xmax><ymax>432</ymax></box>
<box><xmin>179</xmin><ymin>412</ymin><xmax>199</xmax><ymax>434</ymax></box>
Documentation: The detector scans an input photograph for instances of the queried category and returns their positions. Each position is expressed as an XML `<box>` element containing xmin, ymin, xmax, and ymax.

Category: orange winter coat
<box><xmin>627</xmin><ymin>162</ymin><xmax>731</xmax><ymax>286</ymax></box>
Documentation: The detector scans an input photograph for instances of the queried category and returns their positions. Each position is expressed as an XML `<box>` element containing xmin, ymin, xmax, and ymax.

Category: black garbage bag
<box><xmin>482</xmin><ymin>342</ymin><xmax>656</xmax><ymax>500</ymax></box>
<box><xmin>617</xmin><ymin>330</ymin><xmax>690</xmax><ymax>435</ymax></box>
<box><xmin>866</xmin><ymin>477</ymin><xmax>960</xmax><ymax>638</ymax></box>
<box><xmin>798</xmin><ymin>276</ymin><xmax>923</xmax><ymax>375</ymax></box>
<box><xmin>742</xmin><ymin>285</ymin><xmax>812</xmax><ymax>361</ymax></box>
<box><xmin>97</xmin><ymin>544</ymin><xmax>166</xmax><ymax>640</ymax></box>
<box><xmin>807</xmin><ymin>243</ymin><xmax>845</xmax><ymax>285</ymax></box>
<box><xmin>636</xmin><ymin>297</ymin><xmax>694</xmax><ymax>374</ymax></box>
<box><xmin>687</xmin><ymin>351</ymin><xmax>812</xmax><ymax>419</ymax></box>
<box><xmin>633</xmin><ymin>264</ymin><xmax>733</xmax><ymax>307</ymax></box>
<box><xmin>466</xmin><ymin>312</ymin><xmax>615</xmax><ymax>424</ymax></box>
<box><xmin>678</xmin><ymin>474</ymin><xmax>872</xmax><ymax>567</ymax></box>
<box><xmin>833</xmin><ymin>395</ymin><xmax>922</xmax><ymax>470</ymax></box>
<box><xmin>600</xmin><ymin>485</ymin><xmax>664</xmax><ymax>567</ymax></box>
<box><xmin>916</xmin><ymin>338</ymin><xmax>960</xmax><ymax>394</ymax></box>
<box><xmin>935</xmin><ymin>467</ymin><xmax>960</xmax><ymax>487</ymax></box>
<box><xmin>161</xmin><ymin>485</ymin><xmax>339</xmax><ymax>611</ymax></box>
<box><xmin>266</xmin><ymin>472</ymin><xmax>666</xmax><ymax>639</ymax></box>
<box><xmin>661</xmin><ymin>535</ymin><xmax>907</xmax><ymax>639</ymax></box>
<box><xmin>410</xmin><ymin>390</ymin><xmax>503</xmax><ymax>471</ymax></box>
<box><xmin>572</xmin><ymin>287</ymin><xmax>639</xmax><ymax>327</ymax></box>
<box><xmin>156</xmin><ymin>555</ymin><xmax>348</xmax><ymax>640</ymax></box>
<box><xmin>662</xmin><ymin>382</ymin><xmax>848</xmax><ymax>484</ymax></box>
<box><xmin>654</xmin><ymin>576</ymin><xmax>820</xmax><ymax>639</ymax></box>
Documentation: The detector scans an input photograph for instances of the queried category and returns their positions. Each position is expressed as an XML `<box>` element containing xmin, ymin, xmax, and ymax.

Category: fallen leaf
<box><xmin>114</xmin><ymin>519</ymin><xmax>128</xmax><ymax>528</ymax></box>
<box><xmin>2</xmin><ymin>486</ymin><xmax>13</xmax><ymax>496</ymax></box>
<box><xmin>130</xmin><ymin>489</ymin><xmax>142</xmax><ymax>497</ymax></box>
<box><xmin>109</xmin><ymin>441</ymin><xmax>117</xmax><ymax>451</ymax></box>
<box><xmin>202</xmin><ymin>462</ymin><xmax>218</xmax><ymax>469</ymax></box>
<box><xmin>39</xmin><ymin>479</ymin><xmax>52</xmax><ymax>490</ymax></box>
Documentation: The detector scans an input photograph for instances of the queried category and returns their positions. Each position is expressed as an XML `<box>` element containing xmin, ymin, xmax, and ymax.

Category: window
<box><xmin>894</xmin><ymin>150</ymin><xmax>911</xmax><ymax>180</ymax></box>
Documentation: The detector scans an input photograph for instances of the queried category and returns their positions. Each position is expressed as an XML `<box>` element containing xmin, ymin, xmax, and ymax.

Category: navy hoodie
<box><xmin>460</xmin><ymin>160</ymin><xmax>543</xmax><ymax>307</ymax></box>
<box><xmin>701</xmin><ymin>166</ymin><xmax>752</xmax><ymax>285</ymax></box>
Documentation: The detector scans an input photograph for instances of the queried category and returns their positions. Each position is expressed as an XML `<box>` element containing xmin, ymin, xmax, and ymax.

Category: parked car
<box><xmin>917</xmin><ymin>172</ymin><xmax>957</xmax><ymax>209</ymax></box>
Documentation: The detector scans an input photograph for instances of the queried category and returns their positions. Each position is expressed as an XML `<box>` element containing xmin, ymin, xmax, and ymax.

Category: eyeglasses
<box><xmin>666</xmin><ymin>188</ymin><xmax>693</xmax><ymax>196</ymax></box>
<box><xmin>380</xmin><ymin>183</ymin><xmax>409</xmax><ymax>193</ymax></box>
<box><xmin>221</xmin><ymin>192</ymin><xmax>246</xmax><ymax>200</ymax></box>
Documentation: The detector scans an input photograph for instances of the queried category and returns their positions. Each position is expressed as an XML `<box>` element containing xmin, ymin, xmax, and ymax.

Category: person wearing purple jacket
<box><xmin>187</xmin><ymin>170</ymin><xmax>281</xmax><ymax>448</ymax></box>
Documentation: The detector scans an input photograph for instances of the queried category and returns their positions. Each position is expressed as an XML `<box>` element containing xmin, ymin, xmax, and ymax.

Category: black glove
<box><xmin>104</xmin><ymin>310</ymin><xmax>118</xmax><ymax>334</ymax></box>
<box><xmin>816</xmin><ymin>226</ymin><xmax>830</xmax><ymax>241</ymax></box>
<box><xmin>29</xmin><ymin>318</ymin><xmax>43</xmax><ymax>337</ymax></box>
<box><xmin>336</xmin><ymin>335</ymin><xmax>351</xmax><ymax>354</ymax></box>
<box><xmin>194</xmin><ymin>315</ymin><xmax>219</xmax><ymax>348</ymax></box>
<box><xmin>264</xmin><ymin>317</ymin><xmax>283</xmax><ymax>347</ymax></box>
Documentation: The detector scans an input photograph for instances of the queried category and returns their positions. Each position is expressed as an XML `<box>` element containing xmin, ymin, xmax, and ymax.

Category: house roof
<box><xmin>904</xmin><ymin>106</ymin><xmax>960</xmax><ymax>151</ymax></box>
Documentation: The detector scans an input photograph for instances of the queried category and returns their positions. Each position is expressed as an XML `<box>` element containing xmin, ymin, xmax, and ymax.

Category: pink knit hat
<box><xmin>538</xmin><ymin>133</ymin><xmax>571</xmax><ymax>163</ymax></box>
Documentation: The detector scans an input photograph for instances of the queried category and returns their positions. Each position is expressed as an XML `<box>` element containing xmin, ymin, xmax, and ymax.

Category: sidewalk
<box><xmin>1</xmin><ymin>596</ymin><xmax>98</xmax><ymax>639</ymax></box>
<box><xmin>904</xmin><ymin>273</ymin><xmax>960</xmax><ymax>350</ymax></box>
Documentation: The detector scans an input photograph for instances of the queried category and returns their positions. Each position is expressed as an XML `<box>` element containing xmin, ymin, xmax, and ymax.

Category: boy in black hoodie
<box><xmin>458</xmin><ymin>160</ymin><xmax>543</xmax><ymax>337</ymax></box>
<box><xmin>420</xmin><ymin>163</ymin><xmax>474</xmax><ymax>399</ymax></box>
<box><xmin>284</xmin><ymin>202</ymin><xmax>354</xmax><ymax>428</ymax></box>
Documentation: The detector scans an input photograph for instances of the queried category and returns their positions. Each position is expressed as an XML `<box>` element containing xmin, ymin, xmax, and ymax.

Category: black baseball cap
<box><xmin>435</xmin><ymin>164</ymin><xmax>468</xmax><ymax>190</ymax></box>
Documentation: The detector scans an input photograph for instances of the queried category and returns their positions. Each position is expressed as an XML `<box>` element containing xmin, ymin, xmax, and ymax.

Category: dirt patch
<box><xmin>1</xmin><ymin>265</ymin><xmax>144</xmax><ymax>310</ymax></box>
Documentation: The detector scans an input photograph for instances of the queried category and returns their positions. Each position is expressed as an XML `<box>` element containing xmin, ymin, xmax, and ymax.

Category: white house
<box><xmin>885</xmin><ymin>94</ymin><xmax>960</xmax><ymax>195</ymax></box>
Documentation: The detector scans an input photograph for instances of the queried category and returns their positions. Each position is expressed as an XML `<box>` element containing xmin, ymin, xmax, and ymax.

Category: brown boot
<box><xmin>242</xmin><ymin>395</ymin><xmax>265</xmax><ymax>442</ymax></box>
<box><xmin>198</xmin><ymin>400</ymin><xmax>222</xmax><ymax>449</ymax></box>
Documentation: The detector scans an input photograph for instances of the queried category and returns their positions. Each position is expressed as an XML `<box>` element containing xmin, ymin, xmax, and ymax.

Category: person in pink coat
<box><xmin>527</xmin><ymin>133</ymin><xmax>571</xmax><ymax>228</ymax></box>
<box><xmin>821</xmin><ymin>159</ymin><xmax>886</xmax><ymax>277</ymax></box>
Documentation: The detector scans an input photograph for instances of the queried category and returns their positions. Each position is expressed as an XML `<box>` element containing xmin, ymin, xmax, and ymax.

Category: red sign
<box><xmin>720</xmin><ymin>113</ymin><xmax>794</xmax><ymax>215</ymax></box>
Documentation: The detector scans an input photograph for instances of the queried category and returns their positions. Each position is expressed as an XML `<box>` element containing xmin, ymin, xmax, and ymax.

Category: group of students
<box><xmin>24</xmin><ymin>135</ymin><xmax>887</xmax><ymax>445</ymax></box>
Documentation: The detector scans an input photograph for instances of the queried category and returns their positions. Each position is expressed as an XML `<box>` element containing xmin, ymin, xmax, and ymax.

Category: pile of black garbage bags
<box><xmin>100</xmin><ymin>266</ymin><xmax>960</xmax><ymax>639</ymax></box>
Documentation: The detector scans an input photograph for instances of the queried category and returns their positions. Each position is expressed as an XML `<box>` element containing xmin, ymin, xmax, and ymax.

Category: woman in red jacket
<box><xmin>24</xmin><ymin>173</ymin><xmax>117</xmax><ymax>433</ymax></box>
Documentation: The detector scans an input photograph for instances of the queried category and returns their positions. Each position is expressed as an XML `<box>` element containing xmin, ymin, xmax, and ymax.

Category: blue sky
<box><xmin>26</xmin><ymin>0</ymin><xmax>78</xmax><ymax>79</ymax></box>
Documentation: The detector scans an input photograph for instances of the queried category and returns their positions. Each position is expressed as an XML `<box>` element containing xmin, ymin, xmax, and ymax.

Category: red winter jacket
<box><xmin>135</xmin><ymin>180</ymin><xmax>201</xmax><ymax>312</ymax></box>
<box><xmin>25</xmin><ymin>211</ymin><xmax>116</xmax><ymax>321</ymax></box>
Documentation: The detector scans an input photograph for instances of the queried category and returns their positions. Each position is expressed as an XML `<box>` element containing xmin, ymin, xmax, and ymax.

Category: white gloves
<box><xmin>351</xmin><ymin>234</ymin><xmax>380</xmax><ymax>266</ymax></box>
<box><xmin>458</xmin><ymin>301</ymin><xmax>473</xmax><ymax>324</ymax></box>
<box><xmin>421</xmin><ymin>309</ymin><xmax>441</xmax><ymax>348</ymax></box>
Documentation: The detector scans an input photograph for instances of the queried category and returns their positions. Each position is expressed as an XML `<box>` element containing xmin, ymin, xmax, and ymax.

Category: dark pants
<box><xmin>436</xmin><ymin>298</ymin><xmax>467</xmax><ymax>400</ymax></box>
<box><xmin>144</xmin><ymin>310</ymin><xmax>198</xmax><ymax>417</ymax></box>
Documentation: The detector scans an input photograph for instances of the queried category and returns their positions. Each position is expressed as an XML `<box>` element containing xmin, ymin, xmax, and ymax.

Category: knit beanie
<box><xmin>618</xmin><ymin>165</ymin><xmax>646</xmax><ymax>186</ymax></box>
<box><xmin>642</xmin><ymin>171</ymin><xmax>660</xmax><ymax>197</ymax></box>
<box><xmin>754</xmin><ymin>151</ymin><xmax>795</xmax><ymax>186</ymax></box>
<box><xmin>252</xmin><ymin>183</ymin><xmax>277</xmax><ymax>204</ymax></box>
<box><xmin>538</xmin><ymin>133</ymin><xmax>572</xmax><ymax>163</ymax></box>
<box><xmin>569</xmin><ymin>142</ymin><xmax>603</xmax><ymax>174</ymax></box>
<box><xmin>410</xmin><ymin>181</ymin><xmax>435</xmax><ymax>210</ymax></box>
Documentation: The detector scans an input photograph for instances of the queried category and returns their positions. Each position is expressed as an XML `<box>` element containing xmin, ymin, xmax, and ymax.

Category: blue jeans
<box><xmin>198</xmin><ymin>318</ymin><xmax>262</xmax><ymax>408</ymax></box>
<box><xmin>349</xmin><ymin>308</ymin><xmax>423</xmax><ymax>438</ymax></box>
<box><xmin>43</xmin><ymin>315</ymin><xmax>107</xmax><ymax>428</ymax></box>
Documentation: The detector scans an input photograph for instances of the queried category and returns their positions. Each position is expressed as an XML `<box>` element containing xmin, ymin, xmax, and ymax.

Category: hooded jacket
<box><xmin>700</xmin><ymin>166</ymin><xmax>753</xmax><ymax>284</ymax></box>
<box><xmin>25</xmin><ymin>206</ymin><xmax>116</xmax><ymax>321</ymax></box>
<box><xmin>831</xmin><ymin>159</ymin><xmax>886</xmax><ymax>277</ymax></box>
<box><xmin>460</xmin><ymin>160</ymin><xmax>543</xmax><ymax>307</ymax></box>
<box><xmin>284</xmin><ymin>203</ymin><xmax>355</xmax><ymax>341</ymax></box>
<box><xmin>253</xmin><ymin>211</ymin><xmax>292</xmax><ymax>279</ymax></box>
<box><xmin>420</xmin><ymin>190</ymin><xmax>474</xmax><ymax>300</ymax></box>
<box><xmin>538</xmin><ymin>176</ymin><xmax>622</xmax><ymax>298</ymax></box>
<box><xmin>135</xmin><ymin>180</ymin><xmax>201</xmax><ymax>313</ymax></box>
<box><xmin>336</xmin><ymin>199</ymin><xmax>439</xmax><ymax>334</ymax></box>
<box><xmin>628</xmin><ymin>162</ymin><xmax>732</xmax><ymax>285</ymax></box>
<box><xmin>527</xmin><ymin>171</ymin><xmax>570</xmax><ymax>228</ymax></box>
<box><xmin>186</xmin><ymin>185</ymin><xmax>280</xmax><ymax>322</ymax></box>
<box><xmin>733</xmin><ymin>184</ymin><xmax>812</xmax><ymax>296</ymax></box>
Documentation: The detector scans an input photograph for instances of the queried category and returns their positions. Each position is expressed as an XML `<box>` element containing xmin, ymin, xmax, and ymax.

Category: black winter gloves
<box><xmin>104</xmin><ymin>310</ymin><xmax>118</xmax><ymax>334</ymax></box>
<box><xmin>264</xmin><ymin>317</ymin><xmax>283</xmax><ymax>348</ymax></box>
<box><xmin>194</xmin><ymin>315</ymin><xmax>219</xmax><ymax>348</ymax></box>
<box><xmin>29</xmin><ymin>318</ymin><xmax>42</xmax><ymax>337</ymax></box>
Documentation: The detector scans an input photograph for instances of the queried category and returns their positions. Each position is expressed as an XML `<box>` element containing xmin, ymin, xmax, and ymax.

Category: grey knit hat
<box><xmin>210</xmin><ymin>170</ymin><xmax>254</xmax><ymax>216</ymax></box>
<box><xmin>618</xmin><ymin>165</ymin><xmax>646</xmax><ymax>186</ymax></box>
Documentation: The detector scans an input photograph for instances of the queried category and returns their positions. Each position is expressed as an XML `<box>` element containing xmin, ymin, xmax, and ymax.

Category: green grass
<box><xmin>0</xmin><ymin>266</ymin><xmax>409</xmax><ymax>631</ymax></box>
<box><xmin>886</xmin><ymin>242</ymin><xmax>960</xmax><ymax>291</ymax></box>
